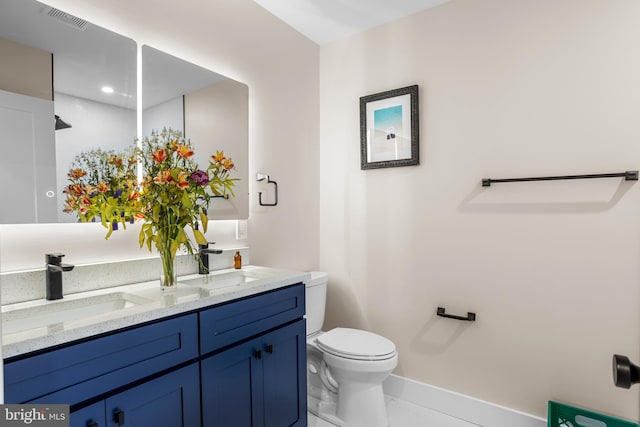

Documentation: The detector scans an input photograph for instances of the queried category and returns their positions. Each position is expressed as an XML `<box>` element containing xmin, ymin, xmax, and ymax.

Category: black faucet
<box><xmin>198</xmin><ymin>243</ymin><xmax>223</xmax><ymax>275</ymax></box>
<box><xmin>46</xmin><ymin>253</ymin><xmax>75</xmax><ymax>300</ymax></box>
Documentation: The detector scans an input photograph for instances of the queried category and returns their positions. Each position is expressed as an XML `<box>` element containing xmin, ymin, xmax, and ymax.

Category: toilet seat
<box><xmin>316</xmin><ymin>328</ymin><xmax>396</xmax><ymax>361</ymax></box>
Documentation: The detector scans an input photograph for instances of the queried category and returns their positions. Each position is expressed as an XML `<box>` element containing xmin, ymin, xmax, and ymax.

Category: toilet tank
<box><xmin>304</xmin><ymin>271</ymin><xmax>328</xmax><ymax>336</ymax></box>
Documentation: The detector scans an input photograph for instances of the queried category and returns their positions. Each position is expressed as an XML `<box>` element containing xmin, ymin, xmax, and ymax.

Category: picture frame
<box><xmin>360</xmin><ymin>85</ymin><xmax>419</xmax><ymax>170</ymax></box>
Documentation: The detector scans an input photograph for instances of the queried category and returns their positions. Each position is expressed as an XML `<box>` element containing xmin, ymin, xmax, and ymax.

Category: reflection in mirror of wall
<box><xmin>0</xmin><ymin>0</ymin><xmax>136</xmax><ymax>224</ymax></box>
<box><xmin>0</xmin><ymin>1</ymin><xmax>249</xmax><ymax>223</ymax></box>
<box><xmin>142</xmin><ymin>46</ymin><xmax>249</xmax><ymax>220</ymax></box>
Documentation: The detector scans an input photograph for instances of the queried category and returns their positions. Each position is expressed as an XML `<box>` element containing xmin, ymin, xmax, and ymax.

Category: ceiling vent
<box><xmin>42</xmin><ymin>6</ymin><xmax>91</xmax><ymax>31</ymax></box>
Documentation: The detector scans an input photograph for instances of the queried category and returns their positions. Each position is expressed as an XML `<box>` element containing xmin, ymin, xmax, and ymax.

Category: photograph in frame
<box><xmin>360</xmin><ymin>85</ymin><xmax>419</xmax><ymax>170</ymax></box>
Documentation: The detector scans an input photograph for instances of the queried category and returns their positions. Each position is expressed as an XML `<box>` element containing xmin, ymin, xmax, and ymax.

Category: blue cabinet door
<box><xmin>71</xmin><ymin>402</ymin><xmax>105</xmax><ymax>427</ymax></box>
<box><xmin>105</xmin><ymin>363</ymin><xmax>200</xmax><ymax>427</ymax></box>
<box><xmin>201</xmin><ymin>319</ymin><xmax>306</xmax><ymax>427</ymax></box>
<box><xmin>201</xmin><ymin>337</ymin><xmax>263</xmax><ymax>427</ymax></box>
<box><xmin>263</xmin><ymin>320</ymin><xmax>307</xmax><ymax>427</ymax></box>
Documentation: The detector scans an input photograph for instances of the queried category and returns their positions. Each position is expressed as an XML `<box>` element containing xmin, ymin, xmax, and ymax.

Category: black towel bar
<box><xmin>437</xmin><ymin>307</ymin><xmax>476</xmax><ymax>322</ymax></box>
<box><xmin>482</xmin><ymin>171</ymin><xmax>638</xmax><ymax>187</ymax></box>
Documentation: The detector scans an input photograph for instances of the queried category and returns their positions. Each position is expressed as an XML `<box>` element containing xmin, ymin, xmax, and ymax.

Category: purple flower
<box><xmin>190</xmin><ymin>170</ymin><xmax>210</xmax><ymax>186</ymax></box>
<box><xmin>114</xmin><ymin>189</ymin><xmax>123</xmax><ymax>198</ymax></box>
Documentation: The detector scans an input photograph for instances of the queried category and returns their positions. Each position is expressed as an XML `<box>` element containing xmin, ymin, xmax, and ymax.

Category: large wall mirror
<box><xmin>0</xmin><ymin>0</ymin><xmax>248</xmax><ymax>224</ymax></box>
<box><xmin>0</xmin><ymin>0</ymin><xmax>136</xmax><ymax>224</ymax></box>
<box><xmin>142</xmin><ymin>46</ymin><xmax>249</xmax><ymax>220</ymax></box>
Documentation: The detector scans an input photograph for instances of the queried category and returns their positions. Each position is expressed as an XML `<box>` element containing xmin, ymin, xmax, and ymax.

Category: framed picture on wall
<box><xmin>360</xmin><ymin>85</ymin><xmax>419</xmax><ymax>170</ymax></box>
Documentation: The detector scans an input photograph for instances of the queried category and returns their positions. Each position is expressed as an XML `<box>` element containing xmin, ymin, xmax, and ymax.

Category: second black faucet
<box><xmin>198</xmin><ymin>243</ymin><xmax>223</xmax><ymax>275</ymax></box>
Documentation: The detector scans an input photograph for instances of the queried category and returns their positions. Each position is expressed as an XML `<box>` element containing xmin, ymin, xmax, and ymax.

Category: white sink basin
<box><xmin>2</xmin><ymin>292</ymin><xmax>154</xmax><ymax>335</ymax></box>
<box><xmin>180</xmin><ymin>270</ymin><xmax>259</xmax><ymax>291</ymax></box>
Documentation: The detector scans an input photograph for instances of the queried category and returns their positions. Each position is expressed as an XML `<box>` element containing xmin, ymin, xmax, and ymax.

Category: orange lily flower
<box><xmin>97</xmin><ymin>182</ymin><xmax>110</xmax><ymax>193</ymax></box>
<box><xmin>129</xmin><ymin>191</ymin><xmax>140</xmax><ymax>201</ymax></box>
<box><xmin>176</xmin><ymin>144</ymin><xmax>194</xmax><ymax>159</ymax></box>
<box><xmin>63</xmin><ymin>197</ymin><xmax>77</xmax><ymax>213</ymax></box>
<box><xmin>68</xmin><ymin>184</ymin><xmax>84</xmax><ymax>196</ymax></box>
<box><xmin>68</xmin><ymin>168</ymin><xmax>87</xmax><ymax>180</ymax></box>
<box><xmin>211</xmin><ymin>150</ymin><xmax>225</xmax><ymax>163</ymax></box>
<box><xmin>153</xmin><ymin>149</ymin><xmax>167</xmax><ymax>163</ymax></box>
<box><xmin>176</xmin><ymin>172</ymin><xmax>190</xmax><ymax>189</ymax></box>
<box><xmin>222</xmin><ymin>158</ymin><xmax>235</xmax><ymax>171</ymax></box>
<box><xmin>153</xmin><ymin>170</ymin><xmax>173</xmax><ymax>184</ymax></box>
<box><xmin>110</xmin><ymin>156</ymin><xmax>123</xmax><ymax>167</ymax></box>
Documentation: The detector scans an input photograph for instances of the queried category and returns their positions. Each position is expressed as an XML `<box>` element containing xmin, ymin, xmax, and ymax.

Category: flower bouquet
<box><xmin>63</xmin><ymin>128</ymin><xmax>238</xmax><ymax>288</ymax></box>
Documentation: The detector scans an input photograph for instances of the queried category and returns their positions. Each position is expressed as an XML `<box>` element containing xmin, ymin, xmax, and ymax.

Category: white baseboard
<box><xmin>383</xmin><ymin>374</ymin><xmax>546</xmax><ymax>427</ymax></box>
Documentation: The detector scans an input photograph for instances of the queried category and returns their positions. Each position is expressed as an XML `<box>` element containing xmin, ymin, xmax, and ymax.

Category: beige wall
<box><xmin>0</xmin><ymin>0</ymin><xmax>319</xmax><ymax>271</ymax></box>
<box><xmin>0</xmin><ymin>38</ymin><xmax>52</xmax><ymax>101</ymax></box>
<box><xmin>320</xmin><ymin>0</ymin><xmax>640</xmax><ymax>420</ymax></box>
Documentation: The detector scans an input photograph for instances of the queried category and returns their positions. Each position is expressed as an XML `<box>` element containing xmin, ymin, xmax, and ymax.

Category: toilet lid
<box><xmin>316</xmin><ymin>328</ymin><xmax>396</xmax><ymax>361</ymax></box>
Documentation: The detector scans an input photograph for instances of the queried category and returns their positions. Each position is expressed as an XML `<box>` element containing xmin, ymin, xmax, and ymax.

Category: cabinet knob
<box><xmin>254</xmin><ymin>349</ymin><xmax>262</xmax><ymax>360</ymax></box>
<box><xmin>113</xmin><ymin>409</ymin><xmax>125</xmax><ymax>426</ymax></box>
<box><xmin>87</xmin><ymin>421</ymin><xmax>98</xmax><ymax>427</ymax></box>
<box><xmin>265</xmin><ymin>344</ymin><xmax>273</xmax><ymax>354</ymax></box>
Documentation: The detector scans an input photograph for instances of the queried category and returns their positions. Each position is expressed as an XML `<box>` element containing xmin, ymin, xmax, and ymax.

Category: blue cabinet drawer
<box><xmin>199</xmin><ymin>283</ymin><xmax>305</xmax><ymax>355</ymax></box>
<box><xmin>4</xmin><ymin>313</ymin><xmax>198</xmax><ymax>405</ymax></box>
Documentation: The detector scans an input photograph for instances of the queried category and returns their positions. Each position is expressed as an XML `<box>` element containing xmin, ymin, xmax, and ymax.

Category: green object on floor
<box><xmin>548</xmin><ymin>401</ymin><xmax>640</xmax><ymax>427</ymax></box>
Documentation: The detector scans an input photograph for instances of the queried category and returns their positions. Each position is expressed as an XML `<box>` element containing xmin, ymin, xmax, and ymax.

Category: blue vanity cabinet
<box><xmin>4</xmin><ymin>282</ymin><xmax>307</xmax><ymax>427</ymax></box>
<box><xmin>201</xmin><ymin>319</ymin><xmax>307</xmax><ymax>427</ymax></box>
<box><xmin>69</xmin><ymin>363</ymin><xmax>200</xmax><ymax>427</ymax></box>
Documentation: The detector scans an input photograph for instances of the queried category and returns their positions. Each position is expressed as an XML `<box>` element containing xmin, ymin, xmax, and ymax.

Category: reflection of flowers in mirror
<box><xmin>63</xmin><ymin>147</ymin><xmax>140</xmax><ymax>233</ymax></box>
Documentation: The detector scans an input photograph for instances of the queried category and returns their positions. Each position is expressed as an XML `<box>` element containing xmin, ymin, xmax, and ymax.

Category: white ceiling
<box><xmin>253</xmin><ymin>0</ymin><xmax>451</xmax><ymax>45</ymax></box>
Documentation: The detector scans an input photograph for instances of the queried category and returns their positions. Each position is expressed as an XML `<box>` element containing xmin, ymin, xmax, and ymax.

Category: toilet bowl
<box><xmin>305</xmin><ymin>272</ymin><xmax>397</xmax><ymax>427</ymax></box>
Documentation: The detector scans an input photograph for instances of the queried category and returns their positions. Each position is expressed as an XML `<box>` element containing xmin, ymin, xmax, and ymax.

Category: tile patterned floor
<box><xmin>308</xmin><ymin>396</ymin><xmax>480</xmax><ymax>426</ymax></box>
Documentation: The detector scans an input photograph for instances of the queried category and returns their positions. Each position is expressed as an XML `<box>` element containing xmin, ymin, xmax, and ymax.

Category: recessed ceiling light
<box><xmin>101</xmin><ymin>86</ymin><xmax>114</xmax><ymax>94</ymax></box>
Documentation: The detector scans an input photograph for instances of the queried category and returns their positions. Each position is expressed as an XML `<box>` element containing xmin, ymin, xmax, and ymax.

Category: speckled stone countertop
<box><xmin>2</xmin><ymin>266</ymin><xmax>309</xmax><ymax>359</ymax></box>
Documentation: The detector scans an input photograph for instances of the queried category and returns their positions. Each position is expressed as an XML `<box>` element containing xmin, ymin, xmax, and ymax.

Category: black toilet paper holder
<box><xmin>436</xmin><ymin>307</ymin><xmax>476</xmax><ymax>322</ymax></box>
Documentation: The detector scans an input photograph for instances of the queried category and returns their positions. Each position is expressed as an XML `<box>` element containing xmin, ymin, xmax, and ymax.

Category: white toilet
<box><xmin>305</xmin><ymin>272</ymin><xmax>398</xmax><ymax>427</ymax></box>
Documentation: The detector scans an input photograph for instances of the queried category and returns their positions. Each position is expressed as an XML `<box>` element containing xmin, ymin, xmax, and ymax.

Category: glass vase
<box><xmin>159</xmin><ymin>252</ymin><xmax>177</xmax><ymax>290</ymax></box>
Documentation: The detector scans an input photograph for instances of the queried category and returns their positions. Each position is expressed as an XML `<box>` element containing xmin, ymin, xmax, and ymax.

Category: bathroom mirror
<box><xmin>142</xmin><ymin>45</ymin><xmax>249</xmax><ymax>220</ymax></box>
<box><xmin>0</xmin><ymin>1</ymin><xmax>249</xmax><ymax>223</ymax></box>
<box><xmin>0</xmin><ymin>0</ymin><xmax>137</xmax><ymax>224</ymax></box>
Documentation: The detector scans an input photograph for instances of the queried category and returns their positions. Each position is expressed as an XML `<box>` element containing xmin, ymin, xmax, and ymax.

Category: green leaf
<box><xmin>176</xmin><ymin>227</ymin><xmax>187</xmax><ymax>244</ymax></box>
<box><xmin>170</xmin><ymin>240</ymin><xmax>180</xmax><ymax>258</ymax></box>
<box><xmin>105</xmin><ymin>224</ymin><xmax>114</xmax><ymax>240</ymax></box>
<box><xmin>193</xmin><ymin>229</ymin><xmax>207</xmax><ymax>245</ymax></box>
<box><xmin>181</xmin><ymin>191</ymin><xmax>192</xmax><ymax>209</ymax></box>
<box><xmin>200</xmin><ymin>211</ymin><xmax>208</xmax><ymax>233</ymax></box>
